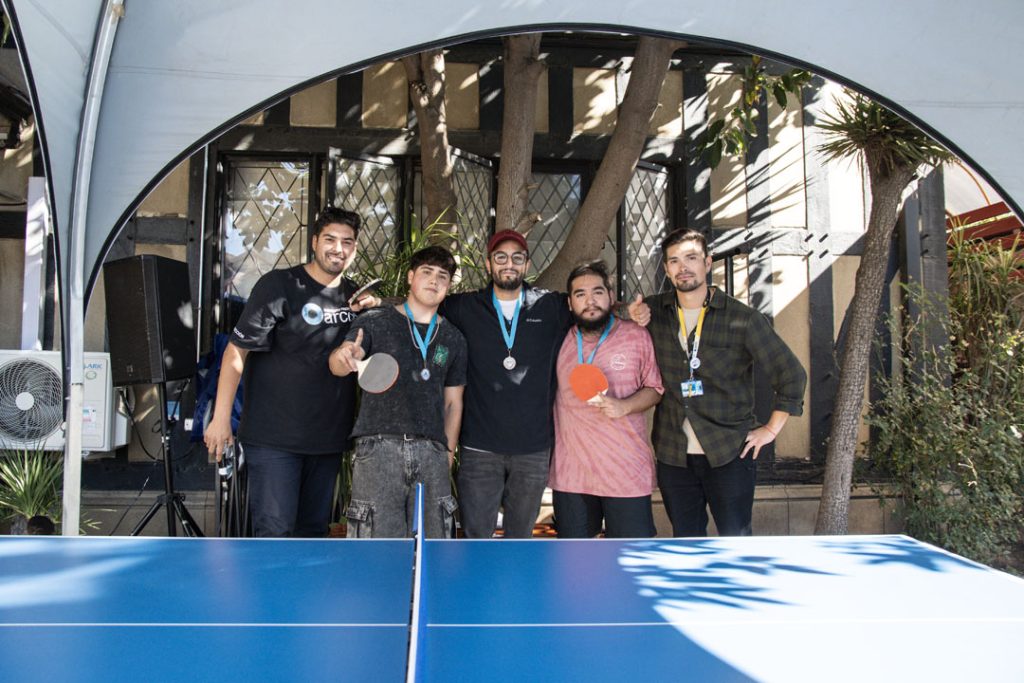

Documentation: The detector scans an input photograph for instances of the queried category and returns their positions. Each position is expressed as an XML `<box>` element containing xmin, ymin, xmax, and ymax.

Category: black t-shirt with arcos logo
<box><xmin>232</xmin><ymin>265</ymin><xmax>358</xmax><ymax>454</ymax></box>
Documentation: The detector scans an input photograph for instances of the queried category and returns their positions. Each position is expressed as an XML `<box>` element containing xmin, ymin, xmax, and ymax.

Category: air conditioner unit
<box><xmin>0</xmin><ymin>350</ymin><xmax>129</xmax><ymax>453</ymax></box>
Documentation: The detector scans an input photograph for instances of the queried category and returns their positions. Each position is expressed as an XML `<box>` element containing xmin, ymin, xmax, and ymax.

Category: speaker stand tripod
<box><xmin>131</xmin><ymin>382</ymin><xmax>204</xmax><ymax>537</ymax></box>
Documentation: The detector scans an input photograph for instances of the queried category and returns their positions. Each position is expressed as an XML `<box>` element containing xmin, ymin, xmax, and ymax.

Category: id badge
<box><xmin>681</xmin><ymin>379</ymin><xmax>704</xmax><ymax>397</ymax></box>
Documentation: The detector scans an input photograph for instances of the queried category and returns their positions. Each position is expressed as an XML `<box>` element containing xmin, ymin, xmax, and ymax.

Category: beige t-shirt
<box><xmin>677</xmin><ymin>306</ymin><xmax>705</xmax><ymax>454</ymax></box>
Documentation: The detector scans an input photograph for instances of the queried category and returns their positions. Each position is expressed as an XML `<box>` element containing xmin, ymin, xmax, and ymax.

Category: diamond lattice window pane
<box><xmin>222</xmin><ymin>160</ymin><xmax>309</xmax><ymax>301</ymax></box>
<box><xmin>622</xmin><ymin>166</ymin><xmax>670</xmax><ymax>298</ymax></box>
<box><xmin>452</xmin><ymin>155</ymin><xmax>492</xmax><ymax>288</ymax></box>
<box><xmin>412</xmin><ymin>155</ymin><xmax>493</xmax><ymax>289</ymax></box>
<box><xmin>334</xmin><ymin>158</ymin><xmax>401</xmax><ymax>283</ymax></box>
<box><xmin>525</xmin><ymin>173</ymin><xmax>582</xmax><ymax>277</ymax></box>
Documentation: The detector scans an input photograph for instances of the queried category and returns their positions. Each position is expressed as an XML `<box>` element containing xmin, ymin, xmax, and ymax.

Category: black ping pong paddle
<box><xmin>349</xmin><ymin>278</ymin><xmax>384</xmax><ymax>306</ymax></box>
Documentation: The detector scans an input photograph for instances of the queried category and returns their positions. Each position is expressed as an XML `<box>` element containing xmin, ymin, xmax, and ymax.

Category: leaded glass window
<box><xmin>621</xmin><ymin>164</ymin><xmax>670</xmax><ymax>298</ymax></box>
<box><xmin>332</xmin><ymin>154</ymin><xmax>401</xmax><ymax>282</ymax></box>
<box><xmin>413</xmin><ymin>150</ymin><xmax>493</xmax><ymax>288</ymax></box>
<box><xmin>525</xmin><ymin>172</ymin><xmax>581</xmax><ymax>276</ymax></box>
<box><xmin>221</xmin><ymin>160</ymin><xmax>309</xmax><ymax>301</ymax></box>
<box><xmin>451</xmin><ymin>154</ymin><xmax>492</xmax><ymax>288</ymax></box>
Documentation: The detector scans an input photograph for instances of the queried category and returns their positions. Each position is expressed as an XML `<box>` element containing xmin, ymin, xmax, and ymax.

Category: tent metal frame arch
<box><xmin>2</xmin><ymin>0</ymin><xmax>72</xmax><ymax>345</ymax></box>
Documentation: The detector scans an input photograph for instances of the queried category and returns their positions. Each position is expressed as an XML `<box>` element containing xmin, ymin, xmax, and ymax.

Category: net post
<box><xmin>405</xmin><ymin>483</ymin><xmax>426</xmax><ymax>683</ymax></box>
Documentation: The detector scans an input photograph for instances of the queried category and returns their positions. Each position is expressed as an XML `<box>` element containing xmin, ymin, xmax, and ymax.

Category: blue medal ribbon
<box><xmin>403</xmin><ymin>302</ymin><xmax>438</xmax><ymax>366</ymax></box>
<box><xmin>491</xmin><ymin>289</ymin><xmax>523</xmax><ymax>354</ymax></box>
<box><xmin>576</xmin><ymin>317</ymin><xmax>615</xmax><ymax>365</ymax></box>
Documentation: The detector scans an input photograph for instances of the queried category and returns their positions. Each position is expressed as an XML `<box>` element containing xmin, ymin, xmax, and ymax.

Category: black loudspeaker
<box><xmin>103</xmin><ymin>255</ymin><xmax>197</xmax><ymax>386</ymax></box>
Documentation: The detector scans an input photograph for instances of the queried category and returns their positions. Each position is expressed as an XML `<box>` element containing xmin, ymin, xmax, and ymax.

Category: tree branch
<box><xmin>537</xmin><ymin>36</ymin><xmax>683</xmax><ymax>290</ymax></box>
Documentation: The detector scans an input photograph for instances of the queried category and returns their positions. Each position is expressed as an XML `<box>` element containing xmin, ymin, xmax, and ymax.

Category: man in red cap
<box><xmin>441</xmin><ymin>230</ymin><xmax>648</xmax><ymax>538</ymax></box>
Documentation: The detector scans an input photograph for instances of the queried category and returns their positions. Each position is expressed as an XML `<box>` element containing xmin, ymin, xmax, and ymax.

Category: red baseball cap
<box><xmin>487</xmin><ymin>229</ymin><xmax>529</xmax><ymax>255</ymax></box>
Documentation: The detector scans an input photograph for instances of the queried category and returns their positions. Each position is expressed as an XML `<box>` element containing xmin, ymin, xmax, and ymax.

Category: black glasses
<box><xmin>491</xmin><ymin>251</ymin><xmax>528</xmax><ymax>265</ymax></box>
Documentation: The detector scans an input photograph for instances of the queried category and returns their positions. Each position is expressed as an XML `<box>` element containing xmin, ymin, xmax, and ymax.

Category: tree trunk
<box><xmin>536</xmin><ymin>36</ymin><xmax>682</xmax><ymax>290</ymax></box>
<box><xmin>494</xmin><ymin>34</ymin><xmax>544</xmax><ymax>236</ymax></box>
<box><xmin>403</xmin><ymin>51</ymin><xmax>458</xmax><ymax>238</ymax></box>
<box><xmin>815</xmin><ymin>158</ymin><xmax>917</xmax><ymax>534</ymax></box>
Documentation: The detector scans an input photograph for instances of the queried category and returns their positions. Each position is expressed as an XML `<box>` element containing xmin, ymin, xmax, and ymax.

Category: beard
<box><xmin>493</xmin><ymin>270</ymin><xmax>525</xmax><ymax>291</ymax></box>
<box><xmin>314</xmin><ymin>252</ymin><xmax>348</xmax><ymax>276</ymax></box>
<box><xmin>672</xmin><ymin>275</ymin><xmax>704</xmax><ymax>293</ymax></box>
<box><xmin>575</xmin><ymin>307</ymin><xmax>612</xmax><ymax>333</ymax></box>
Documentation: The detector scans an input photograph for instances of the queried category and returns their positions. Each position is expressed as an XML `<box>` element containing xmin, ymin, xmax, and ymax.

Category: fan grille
<box><xmin>0</xmin><ymin>359</ymin><xmax>63</xmax><ymax>443</ymax></box>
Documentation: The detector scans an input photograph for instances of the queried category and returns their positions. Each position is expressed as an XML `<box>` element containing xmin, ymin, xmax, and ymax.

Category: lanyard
<box><xmin>491</xmin><ymin>289</ymin><xmax>523</xmax><ymax>353</ymax></box>
<box><xmin>403</xmin><ymin>303</ymin><xmax>438</xmax><ymax>365</ymax></box>
<box><xmin>677</xmin><ymin>290</ymin><xmax>710</xmax><ymax>377</ymax></box>
<box><xmin>576</xmin><ymin>317</ymin><xmax>615</xmax><ymax>365</ymax></box>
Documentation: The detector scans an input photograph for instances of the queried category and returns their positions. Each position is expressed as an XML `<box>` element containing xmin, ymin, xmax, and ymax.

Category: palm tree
<box><xmin>814</xmin><ymin>93</ymin><xmax>951</xmax><ymax>534</ymax></box>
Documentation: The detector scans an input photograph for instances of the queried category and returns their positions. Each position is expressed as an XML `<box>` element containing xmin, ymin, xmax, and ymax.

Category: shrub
<box><xmin>868</xmin><ymin>232</ymin><xmax>1024</xmax><ymax>567</ymax></box>
<box><xmin>347</xmin><ymin>210</ymin><xmax>487</xmax><ymax>298</ymax></box>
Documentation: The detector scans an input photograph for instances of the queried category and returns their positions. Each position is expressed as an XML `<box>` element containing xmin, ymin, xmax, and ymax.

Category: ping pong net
<box><xmin>406</xmin><ymin>483</ymin><xmax>427</xmax><ymax>683</ymax></box>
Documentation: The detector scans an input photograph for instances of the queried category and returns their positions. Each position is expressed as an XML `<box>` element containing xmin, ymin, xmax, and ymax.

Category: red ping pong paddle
<box><xmin>569</xmin><ymin>364</ymin><xmax>609</xmax><ymax>403</ymax></box>
<box><xmin>356</xmin><ymin>353</ymin><xmax>400</xmax><ymax>394</ymax></box>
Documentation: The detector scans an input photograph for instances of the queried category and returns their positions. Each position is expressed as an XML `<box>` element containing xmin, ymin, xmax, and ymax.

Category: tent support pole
<box><xmin>62</xmin><ymin>0</ymin><xmax>124</xmax><ymax>535</ymax></box>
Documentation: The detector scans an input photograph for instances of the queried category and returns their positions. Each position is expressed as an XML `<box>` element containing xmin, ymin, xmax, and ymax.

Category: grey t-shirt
<box><xmin>347</xmin><ymin>306</ymin><xmax>467</xmax><ymax>445</ymax></box>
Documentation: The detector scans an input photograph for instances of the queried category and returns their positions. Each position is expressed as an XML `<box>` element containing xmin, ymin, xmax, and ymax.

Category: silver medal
<box><xmin>420</xmin><ymin>368</ymin><xmax>431</xmax><ymax>381</ymax></box>
<box><xmin>503</xmin><ymin>355</ymin><xmax>517</xmax><ymax>370</ymax></box>
<box><xmin>690</xmin><ymin>357</ymin><xmax>701</xmax><ymax>370</ymax></box>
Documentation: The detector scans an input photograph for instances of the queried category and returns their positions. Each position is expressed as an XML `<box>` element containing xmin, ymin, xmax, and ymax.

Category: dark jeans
<box><xmin>657</xmin><ymin>453</ymin><xmax>756</xmax><ymax>537</ymax></box>
<box><xmin>552</xmin><ymin>491</ymin><xmax>656</xmax><ymax>539</ymax></box>
<box><xmin>456</xmin><ymin>448</ymin><xmax>549</xmax><ymax>538</ymax></box>
<box><xmin>345</xmin><ymin>435</ymin><xmax>457</xmax><ymax>539</ymax></box>
<box><xmin>242</xmin><ymin>443</ymin><xmax>341</xmax><ymax>538</ymax></box>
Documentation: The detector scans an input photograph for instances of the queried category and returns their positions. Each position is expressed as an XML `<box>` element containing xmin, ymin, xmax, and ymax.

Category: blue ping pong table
<box><xmin>2</xmin><ymin>534</ymin><xmax>1024</xmax><ymax>682</ymax></box>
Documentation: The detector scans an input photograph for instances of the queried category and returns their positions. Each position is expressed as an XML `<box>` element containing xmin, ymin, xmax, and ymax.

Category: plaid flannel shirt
<box><xmin>646</xmin><ymin>288</ymin><xmax>807</xmax><ymax>467</ymax></box>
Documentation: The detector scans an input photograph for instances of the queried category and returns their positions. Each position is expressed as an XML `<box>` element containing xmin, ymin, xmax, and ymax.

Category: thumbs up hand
<box><xmin>627</xmin><ymin>293</ymin><xmax>651</xmax><ymax>327</ymax></box>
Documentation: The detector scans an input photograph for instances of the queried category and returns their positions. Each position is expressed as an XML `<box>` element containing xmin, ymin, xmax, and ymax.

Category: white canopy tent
<box><xmin>3</xmin><ymin>0</ymin><xmax>1021</xmax><ymax>534</ymax></box>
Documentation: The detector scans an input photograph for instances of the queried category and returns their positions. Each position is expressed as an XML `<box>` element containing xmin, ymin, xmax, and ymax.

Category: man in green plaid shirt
<box><xmin>643</xmin><ymin>229</ymin><xmax>806</xmax><ymax>536</ymax></box>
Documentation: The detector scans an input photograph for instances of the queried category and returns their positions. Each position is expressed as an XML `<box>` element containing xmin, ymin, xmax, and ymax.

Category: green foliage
<box><xmin>347</xmin><ymin>210</ymin><xmax>487</xmax><ymax>298</ymax></box>
<box><xmin>695</xmin><ymin>55</ymin><xmax>811</xmax><ymax>169</ymax></box>
<box><xmin>817</xmin><ymin>92</ymin><xmax>952</xmax><ymax>178</ymax></box>
<box><xmin>0</xmin><ymin>447</ymin><xmax>64</xmax><ymax>528</ymax></box>
<box><xmin>868</xmin><ymin>236</ymin><xmax>1024</xmax><ymax>568</ymax></box>
<box><xmin>946</xmin><ymin>229</ymin><xmax>1024</xmax><ymax>371</ymax></box>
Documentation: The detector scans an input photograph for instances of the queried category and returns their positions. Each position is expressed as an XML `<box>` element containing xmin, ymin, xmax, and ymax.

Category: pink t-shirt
<box><xmin>550</xmin><ymin>319</ymin><xmax>664</xmax><ymax>498</ymax></box>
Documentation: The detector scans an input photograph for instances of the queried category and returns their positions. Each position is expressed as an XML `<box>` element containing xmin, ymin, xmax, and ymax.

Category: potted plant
<box><xmin>0</xmin><ymin>446</ymin><xmax>63</xmax><ymax>534</ymax></box>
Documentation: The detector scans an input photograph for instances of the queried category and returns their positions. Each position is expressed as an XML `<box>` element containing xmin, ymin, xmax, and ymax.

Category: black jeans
<box><xmin>552</xmin><ymin>491</ymin><xmax>656</xmax><ymax>539</ymax></box>
<box><xmin>657</xmin><ymin>453</ymin><xmax>756</xmax><ymax>537</ymax></box>
<box><xmin>456</xmin><ymin>448</ymin><xmax>549</xmax><ymax>538</ymax></box>
<box><xmin>242</xmin><ymin>443</ymin><xmax>341</xmax><ymax>538</ymax></box>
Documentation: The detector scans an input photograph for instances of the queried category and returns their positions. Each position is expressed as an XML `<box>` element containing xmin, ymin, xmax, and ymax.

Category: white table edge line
<box><xmin>0</xmin><ymin>622</ymin><xmax>409</xmax><ymax>628</ymax></box>
<box><xmin>425</xmin><ymin>616</ymin><xmax>1024</xmax><ymax>628</ymax></box>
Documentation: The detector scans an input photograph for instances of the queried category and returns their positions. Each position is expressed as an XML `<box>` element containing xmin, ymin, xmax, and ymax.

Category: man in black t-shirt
<box><xmin>330</xmin><ymin>246</ymin><xmax>467</xmax><ymax>538</ymax></box>
<box><xmin>204</xmin><ymin>208</ymin><xmax>378</xmax><ymax>537</ymax></box>
<box><xmin>441</xmin><ymin>230</ymin><xmax>650</xmax><ymax>539</ymax></box>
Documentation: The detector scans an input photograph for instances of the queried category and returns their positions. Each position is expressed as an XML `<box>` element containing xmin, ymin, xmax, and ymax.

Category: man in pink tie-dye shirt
<box><xmin>550</xmin><ymin>260</ymin><xmax>664</xmax><ymax>538</ymax></box>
